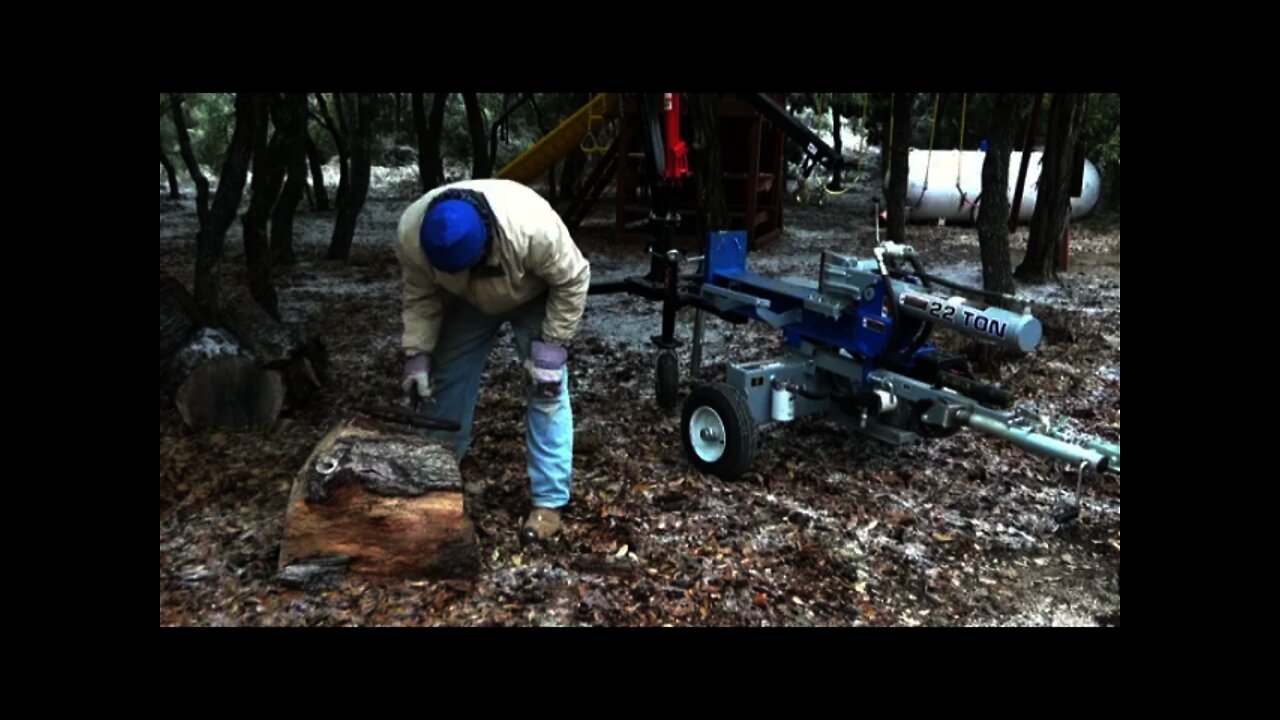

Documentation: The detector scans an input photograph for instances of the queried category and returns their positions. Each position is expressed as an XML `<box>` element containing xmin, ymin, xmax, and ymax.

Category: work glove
<box><xmin>525</xmin><ymin>340</ymin><xmax>566</xmax><ymax>400</ymax></box>
<box><xmin>402</xmin><ymin>352</ymin><xmax>432</xmax><ymax>406</ymax></box>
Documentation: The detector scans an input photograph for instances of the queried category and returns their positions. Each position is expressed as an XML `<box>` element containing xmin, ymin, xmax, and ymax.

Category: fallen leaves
<box><xmin>160</xmin><ymin>195</ymin><xmax>1121</xmax><ymax>628</ymax></box>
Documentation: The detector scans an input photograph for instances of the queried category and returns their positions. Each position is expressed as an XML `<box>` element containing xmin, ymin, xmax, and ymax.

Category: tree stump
<box><xmin>160</xmin><ymin>272</ymin><xmax>327</xmax><ymax>430</ymax></box>
<box><xmin>175</xmin><ymin>355</ymin><xmax>285</xmax><ymax>430</ymax></box>
<box><xmin>277</xmin><ymin>418</ymin><xmax>479</xmax><ymax>588</ymax></box>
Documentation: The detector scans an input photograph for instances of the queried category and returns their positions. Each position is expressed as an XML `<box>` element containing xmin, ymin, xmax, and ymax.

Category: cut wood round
<box><xmin>278</xmin><ymin>418</ymin><xmax>480</xmax><ymax>586</ymax></box>
<box><xmin>175</xmin><ymin>356</ymin><xmax>285</xmax><ymax>430</ymax></box>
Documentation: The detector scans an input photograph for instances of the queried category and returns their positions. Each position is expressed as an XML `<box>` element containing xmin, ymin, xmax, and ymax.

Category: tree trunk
<box><xmin>317</xmin><ymin>93</ymin><xmax>351</xmax><ymax>212</ymax></box>
<box><xmin>1010</xmin><ymin>93</ymin><xmax>1044</xmax><ymax>232</ymax></box>
<box><xmin>411</xmin><ymin>92</ymin><xmax>431</xmax><ymax>193</ymax></box>
<box><xmin>172</xmin><ymin>92</ymin><xmax>256</xmax><ymax>314</ymax></box>
<box><xmin>277</xmin><ymin>419</ymin><xmax>480</xmax><ymax>586</ymax></box>
<box><xmin>272</xmin><ymin>93</ymin><xmax>308</xmax><ymax>266</ymax></box>
<box><xmin>334</xmin><ymin>90</ymin><xmax>349</xmax><ymax>137</ymax></box>
<box><xmin>977</xmin><ymin>93</ymin><xmax>1025</xmax><ymax>304</ymax></box>
<box><xmin>828</xmin><ymin>106</ymin><xmax>843</xmax><ymax>192</ymax></box>
<box><xmin>886</xmin><ymin>92</ymin><xmax>913</xmax><ymax>242</ymax></box>
<box><xmin>500</xmin><ymin>93</ymin><xmax>513</xmax><ymax>143</ymax></box>
<box><xmin>558</xmin><ymin>150</ymin><xmax>587</xmax><ymax>209</ymax></box>
<box><xmin>1017</xmin><ymin>93</ymin><xmax>1088</xmax><ymax>283</ymax></box>
<box><xmin>425</xmin><ymin>93</ymin><xmax>448</xmax><ymax>188</ymax></box>
<box><xmin>462</xmin><ymin>92</ymin><xmax>490</xmax><ymax>179</ymax></box>
<box><xmin>528</xmin><ymin>94</ymin><xmax>549</xmax><ymax>136</ymax></box>
<box><xmin>876</xmin><ymin>94</ymin><xmax>890</xmax><ymax>185</ymax></box>
<box><xmin>305</xmin><ymin>134</ymin><xmax>330</xmax><ymax>211</ymax></box>
<box><xmin>314</xmin><ymin>93</ymin><xmax>348</xmax><ymax>208</ymax></box>
<box><xmin>241</xmin><ymin>94</ymin><xmax>286</xmax><ymax>318</ymax></box>
<box><xmin>327</xmin><ymin>93</ymin><xmax>373</xmax><ymax>261</ymax></box>
<box><xmin>691</xmin><ymin>93</ymin><xmax>728</xmax><ymax>234</ymax></box>
<box><xmin>159</xmin><ymin>139</ymin><xmax>181</xmax><ymax>199</ymax></box>
<box><xmin>169</xmin><ymin>94</ymin><xmax>210</xmax><ymax>226</ymax></box>
<box><xmin>394</xmin><ymin>92</ymin><xmax>403</xmax><ymax>141</ymax></box>
<box><xmin>935</xmin><ymin>93</ymin><xmax>952</xmax><ymax>148</ymax></box>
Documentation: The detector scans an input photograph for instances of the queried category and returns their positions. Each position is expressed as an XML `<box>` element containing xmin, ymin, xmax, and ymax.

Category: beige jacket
<box><xmin>395</xmin><ymin>179</ymin><xmax>591</xmax><ymax>356</ymax></box>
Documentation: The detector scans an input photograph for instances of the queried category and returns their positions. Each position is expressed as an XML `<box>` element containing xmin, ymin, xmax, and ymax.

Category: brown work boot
<box><xmin>520</xmin><ymin>507</ymin><xmax>562</xmax><ymax>546</ymax></box>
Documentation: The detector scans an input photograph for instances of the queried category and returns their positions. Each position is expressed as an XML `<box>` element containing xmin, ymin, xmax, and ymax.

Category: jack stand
<box><xmin>1052</xmin><ymin>460</ymin><xmax>1090</xmax><ymax>524</ymax></box>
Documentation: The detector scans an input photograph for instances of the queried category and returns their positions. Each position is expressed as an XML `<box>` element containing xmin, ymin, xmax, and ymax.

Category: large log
<box><xmin>277</xmin><ymin>418</ymin><xmax>480</xmax><ymax>588</ymax></box>
<box><xmin>218</xmin><ymin>291</ymin><xmax>329</xmax><ymax>407</ymax></box>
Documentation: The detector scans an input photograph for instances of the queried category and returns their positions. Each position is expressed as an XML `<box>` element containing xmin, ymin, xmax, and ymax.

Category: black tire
<box><xmin>681</xmin><ymin>382</ymin><xmax>757</xmax><ymax>480</ymax></box>
<box><xmin>656</xmin><ymin>350</ymin><xmax>679</xmax><ymax>409</ymax></box>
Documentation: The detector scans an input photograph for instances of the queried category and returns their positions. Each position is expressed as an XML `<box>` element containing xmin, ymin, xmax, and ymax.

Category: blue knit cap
<box><xmin>420</xmin><ymin>198</ymin><xmax>486</xmax><ymax>273</ymax></box>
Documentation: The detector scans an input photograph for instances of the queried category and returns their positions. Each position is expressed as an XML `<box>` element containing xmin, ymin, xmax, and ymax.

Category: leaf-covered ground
<box><xmin>159</xmin><ymin>170</ymin><xmax>1120</xmax><ymax>626</ymax></box>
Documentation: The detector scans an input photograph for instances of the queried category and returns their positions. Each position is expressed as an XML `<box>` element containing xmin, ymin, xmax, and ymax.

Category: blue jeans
<box><xmin>426</xmin><ymin>296</ymin><xmax>573</xmax><ymax>509</ymax></box>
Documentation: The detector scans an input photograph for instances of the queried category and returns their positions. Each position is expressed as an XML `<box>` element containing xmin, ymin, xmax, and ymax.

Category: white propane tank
<box><xmin>901</xmin><ymin>150</ymin><xmax>1100</xmax><ymax>224</ymax></box>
